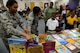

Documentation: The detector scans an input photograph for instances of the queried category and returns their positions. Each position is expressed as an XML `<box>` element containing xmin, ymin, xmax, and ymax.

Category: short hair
<box><xmin>6</xmin><ymin>0</ymin><xmax>17</xmax><ymax>8</ymax></box>
<box><xmin>33</xmin><ymin>6</ymin><xmax>41</xmax><ymax>15</ymax></box>
<box><xmin>50</xmin><ymin>2</ymin><xmax>53</xmax><ymax>5</ymax></box>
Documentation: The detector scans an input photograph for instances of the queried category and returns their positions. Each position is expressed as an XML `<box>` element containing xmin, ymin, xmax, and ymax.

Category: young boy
<box><xmin>66</xmin><ymin>12</ymin><xmax>78</xmax><ymax>29</ymax></box>
<box><xmin>46</xmin><ymin>12</ymin><xmax>61</xmax><ymax>33</ymax></box>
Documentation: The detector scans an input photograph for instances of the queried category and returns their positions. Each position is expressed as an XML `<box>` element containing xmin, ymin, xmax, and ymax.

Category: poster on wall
<box><xmin>44</xmin><ymin>3</ymin><xmax>48</xmax><ymax>9</ymax></box>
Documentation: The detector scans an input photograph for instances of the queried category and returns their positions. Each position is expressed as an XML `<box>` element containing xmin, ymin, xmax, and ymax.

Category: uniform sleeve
<box><xmin>27</xmin><ymin>12</ymin><xmax>34</xmax><ymax>31</ymax></box>
<box><xmin>1</xmin><ymin>15</ymin><xmax>23</xmax><ymax>36</ymax></box>
<box><xmin>17</xmin><ymin>13</ymin><xmax>25</xmax><ymax>29</ymax></box>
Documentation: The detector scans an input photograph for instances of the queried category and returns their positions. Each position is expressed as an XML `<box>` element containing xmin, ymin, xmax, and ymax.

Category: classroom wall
<box><xmin>55</xmin><ymin>0</ymin><xmax>69</xmax><ymax>8</ymax></box>
<box><xmin>3</xmin><ymin>0</ymin><xmax>50</xmax><ymax>11</ymax></box>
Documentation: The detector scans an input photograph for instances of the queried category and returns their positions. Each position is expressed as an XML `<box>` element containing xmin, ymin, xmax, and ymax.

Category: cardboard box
<box><xmin>8</xmin><ymin>38</ymin><xmax>27</xmax><ymax>53</ymax></box>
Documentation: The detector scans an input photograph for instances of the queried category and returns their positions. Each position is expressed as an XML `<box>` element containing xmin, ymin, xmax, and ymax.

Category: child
<box><xmin>77</xmin><ymin>10</ymin><xmax>80</xmax><ymax>27</ymax></box>
<box><xmin>56</xmin><ymin>13</ymin><xmax>64</xmax><ymax>29</ymax></box>
<box><xmin>46</xmin><ymin>12</ymin><xmax>61</xmax><ymax>33</ymax></box>
<box><xmin>58</xmin><ymin>15</ymin><xmax>64</xmax><ymax>29</ymax></box>
<box><xmin>66</xmin><ymin>12</ymin><xmax>78</xmax><ymax>29</ymax></box>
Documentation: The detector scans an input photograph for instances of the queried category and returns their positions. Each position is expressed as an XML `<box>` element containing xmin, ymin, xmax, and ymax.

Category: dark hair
<box><xmin>6</xmin><ymin>0</ymin><xmax>17</xmax><ymax>8</ymax></box>
<box><xmin>50</xmin><ymin>2</ymin><xmax>53</xmax><ymax>5</ymax></box>
<box><xmin>33</xmin><ymin>6</ymin><xmax>41</xmax><ymax>15</ymax></box>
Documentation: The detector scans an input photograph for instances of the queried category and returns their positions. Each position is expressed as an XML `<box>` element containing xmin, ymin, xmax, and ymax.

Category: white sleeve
<box><xmin>56</xmin><ymin>20</ymin><xmax>59</xmax><ymax>27</ymax></box>
<box><xmin>46</xmin><ymin>20</ymin><xmax>49</xmax><ymax>26</ymax></box>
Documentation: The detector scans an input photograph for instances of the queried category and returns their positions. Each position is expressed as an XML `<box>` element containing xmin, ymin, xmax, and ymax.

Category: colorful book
<box><xmin>52</xmin><ymin>34</ymin><xmax>68</xmax><ymax>45</ymax></box>
<box><xmin>38</xmin><ymin>34</ymin><xmax>47</xmax><ymax>43</ymax></box>
<box><xmin>77</xmin><ymin>40</ymin><xmax>80</xmax><ymax>44</ymax></box>
<box><xmin>59</xmin><ymin>34</ymin><xmax>68</xmax><ymax>39</ymax></box>
<box><xmin>55</xmin><ymin>40</ymin><xmax>61</xmax><ymax>47</ymax></box>
<box><xmin>73</xmin><ymin>42</ymin><xmax>80</xmax><ymax>49</ymax></box>
<box><xmin>64</xmin><ymin>30</ymin><xmax>78</xmax><ymax>37</ymax></box>
<box><xmin>46</xmin><ymin>35</ymin><xmax>55</xmax><ymax>41</ymax></box>
<box><xmin>61</xmin><ymin>30</ymin><xmax>70</xmax><ymax>36</ymax></box>
<box><xmin>8</xmin><ymin>38</ymin><xmax>27</xmax><ymax>53</ymax></box>
<box><xmin>68</xmin><ymin>35</ymin><xmax>76</xmax><ymax>40</ymax></box>
<box><xmin>66</xmin><ymin>38</ymin><xmax>75</xmax><ymax>44</ymax></box>
<box><xmin>56</xmin><ymin>45</ymin><xmax>72</xmax><ymax>53</ymax></box>
<box><xmin>71</xmin><ymin>30</ymin><xmax>80</xmax><ymax>36</ymax></box>
<box><xmin>66</xmin><ymin>43</ymin><xmax>76</xmax><ymax>50</ymax></box>
<box><xmin>28</xmin><ymin>45</ymin><xmax>44</xmax><ymax>53</ymax></box>
<box><xmin>42</xmin><ymin>41</ymin><xmax>55</xmax><ymax>53</ymax></box>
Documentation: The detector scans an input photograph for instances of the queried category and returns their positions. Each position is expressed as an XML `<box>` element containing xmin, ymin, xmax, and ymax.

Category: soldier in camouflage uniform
<box><xmin>0</xmin><ymin>0</ymin><xmax>33</xmax><ymax>52</ymax></box>
<box><xmin>27</xmin><ymin>6</ymin><xmax>45</xmax><ymax>35</ymax></box>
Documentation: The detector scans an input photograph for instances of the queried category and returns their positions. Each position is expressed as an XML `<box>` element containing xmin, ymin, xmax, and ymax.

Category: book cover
<box><xmin>46</xmin><ymin>35</ymin><xmax>55</xmax><ymax>41</ymax></box>
<box><xmin>42</xmin><ymin>41</ymin><xmax>55</xmax><ymax>53</ymax></box>
<box><xmin>55</xmin><ymin>40</ymin><xmax>61</xmax><ymax>47</ymax></box>
<box><xmin>71</xmin><ymin>30</ymin><xmax>80</xmax><ymax>37</ymax></box>
<box><xmin>56</xmin><ymin>45</ymin><xmax>72</xmax><ymax>53</ymax></box>
<box><xmin>73</xmin><ymin>42</ymin><xmax>80</xmax><ymax>49</ymax></box>
<box><xmin>66</xmin><ymin>43</ymin><xmax>76</xmax><ymax>50</ymax></box>
<box><xmin>69</xmin><ymin>35</ymin><xmax>76</xmax><ymax>40</ymax></box>
<box><xmin>8</xmin><ymin>38</ymin><xmax>27</xmax><ymax>53</ymax></box>
<box><xmin>74</xmin><ymin>37</ymin><xmax>80</xmax><ymax>41</ymax></box>
<box><xmin>38</xmin><ymin>34</ymin><xmax>47</xmax><ymax>43</ymax></box>
<box><xmin>66</xmin><ymin>38</ymin><xmax>75</xmax><ymax>44</ymax></box>
<box><xmin>61</xmin><ymin>31</ymin><xmax>70</xmax><ymax>36</ymax></box>
<box><xmin>77</xmin><ymin>40</ymin><xmax>80</xmax><ymax>44</ymax></box>
<box><xmin>28</xmin><ymin>45</ymin><xmax>44</xmax><ymax>53</ymax></box>
<box><xmin>52</xmin><ymin>34</ymin><xmax>68</xmax><ymax>45</ymax></box>
<box><xmin>59</xmin><ymin>34</ymin><xmax>68</xmax><ymax>39</ymax></box>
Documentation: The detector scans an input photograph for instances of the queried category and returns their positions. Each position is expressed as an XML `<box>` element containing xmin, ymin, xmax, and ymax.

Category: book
<box><xmin>61</xmin><ymin>30</ymin><xmax>70</xmax><ymax>36</ymax></box>
<box><xmin>38</xmin><ymin>34</ymin><xmax>47</xmax><ymax>43</ymax></box>
<box><xmin>8</xmin><ymin>38</ymin><xmax>27</xmax><ymax>53</ymax></box>
<box><xmin>59</xmin><ymin>34</ymin><xmax>68</xmax><ymax>39</ymax></box>
<box><xmin>66</xmin><ymin>43</ymin><xmax>76</xmax><ymax>50</ymax></box>
<box><xmin>77</xmin><ymin>40</ymin><xmax>80</xmax><ymax>44</ymax></box>
<box><xmin>71</xmin><ymin>30</ymin><xmax>80</xmax><ymax>36</ymax></box>
<box><xmin>52</xmin><ymin>34</ymin><xmax>68</xmax><ymax>45</ymax></box>
<box><xmin>46</xmin><ymin>35</ymin><xmax>55</xmax><ymax>41</ymax></box>
<box><xmin>69</xmin><ymin>35</ymin><xmax>76</xmax><ymax>40</ymax></box>
<box><xmin>42</xmin><ymin>41</ymin><xmax>56</xmax><ymax>53</ymax></box>
<box><xmin>66</xmin><ymin>38</ymin><xmax>75</xmax><ymax>44</ymax></box>
<box><xmin>55</xmin><ymin>40</ymin><xmax>61</xmax><ymax>47</ymax></box>
<box><xmin>56</xmin><ymin>45</ymin><xmax>72</xmax><ymax>53</ymax></box>
<box><xmin>73</xmin><ymin>42</ymin><xmax>80</xmax><ymax>49</ymax></box>
<box><xmin>28</xmin><ymin>45</ymin><xmax>44</xmax><ymax>53</ymax></box>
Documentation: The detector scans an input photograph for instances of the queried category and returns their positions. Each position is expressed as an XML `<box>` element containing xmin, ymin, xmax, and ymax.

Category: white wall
<box><xmin>24</xmin><ymin>0</ymin><xmax>50</xmax><ymax>10</ymax></box>
<box><xmin>3</xmin><ymin>0</ymin><xmax>50</xmax><ymax>11</ymax></box>
<box><xmin>3</xmin><ymin>0</ymin><xmax>25</xmax><ymax>11</ymax></box>
<box><xmin>3</xmin><ymin>0</ymin><xmax>69</xmax><ymax>10</ymax></box>
<box><xmin>55</xmin><ymin>0</ymin><xmax>69</xmax><ymax>8</ymax></box>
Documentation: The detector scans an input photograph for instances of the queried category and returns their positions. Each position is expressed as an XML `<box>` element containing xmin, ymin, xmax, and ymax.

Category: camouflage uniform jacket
<box><xmin>0</xmin><ymin>11</ymin><xmax>25</xmax><ymax>38</ymax></box>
